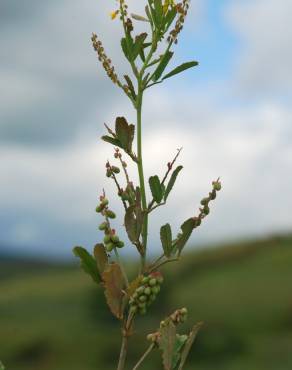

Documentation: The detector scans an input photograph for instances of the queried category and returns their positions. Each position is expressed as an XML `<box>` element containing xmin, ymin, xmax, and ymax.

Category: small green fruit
<box><xmin>96</xmin><ymin>205</ymin><xmax>103</xmax><ymax>213</ymax></box>
<box><xmin>105</xmin><ymin>242</ymin><xmax>114</xmax><ymax>252</ymax></box>
<box><xmin>105</xmin><ymin>210</ymin><xmax>116</xmax><ymax>219</ymax></box>
<box><xmin>112</xmin><ymin>166</ymin><xmax>120</xmax><ymax>174</ymax></box>
<box><xmin>142</xmin><ymin>276</ymin><xmax>150</xmax><ymax>284</ymax></box>
<box><xmin>103</xmin><ymin>235</ymin><xmax>111</xmax><ymax>244</ymax></box>
<box><xmin>151</xmin><ymin>286</ymin><xmax>160</xmax><ymax>294</ymax></box>
<box><xmin>101</xmin><ymin>198</ymin><xmax>109</xmax><ymax>206</ymax></box>
<box><xmin>111</xmin><ymin>235</ymin><xmax>119</xmax><ymax>243</ymax></box>
<box><xmin>136</xmin><ymin>286</ymin><xmax>145</xmax><ymax>295</ymax></box>
<box><xmin>144</xmin><ymin>287</ymin><xmax>151</xmax><ymax>295</ymax></box>
<box><xmin>213</xmin><ymin>181</ymin><xmax>222</xmax><ymax>191</ymax></box>
<box><xmin>149</xmin><ymin>278</ymin><xmax>157</xmax><ymax>287</ymax></box>
<box><xmin>98</xmin><ymin>222</ymin><xmax>107</xmax><ymax>231</ymax></box>
<box><xmin>117</xmin><ymin>241</ymin><xmax>125</xmax><ymax>248</ymax></box>
<box><xmin>200</xmin><ymin>197</ymin><xmax>209</xmax><ymax>206</ymax></box>
<box><xmin>139</xmin><ymin>295</ymin><xmax>147</xmax><ymax>302</ymax></box>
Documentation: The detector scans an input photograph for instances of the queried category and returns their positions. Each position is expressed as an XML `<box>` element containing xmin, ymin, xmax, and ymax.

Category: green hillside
<box><xmin>1</xmin><ymin>235</ymin><xmax>292</xmax><ymax>370</ymax></box>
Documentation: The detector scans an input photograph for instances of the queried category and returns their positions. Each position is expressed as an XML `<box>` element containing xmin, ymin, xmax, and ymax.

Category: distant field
<box><xmin>1</xmin><ymin>235</ymin><xmax>292</xmax><ymax>370</ymax></box>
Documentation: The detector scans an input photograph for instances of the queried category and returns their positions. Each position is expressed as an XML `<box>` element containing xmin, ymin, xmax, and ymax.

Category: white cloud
<box><xmin>227</xmin><ymin>0</ymin><xmax>292</xmax><ymax>96</ymax></box>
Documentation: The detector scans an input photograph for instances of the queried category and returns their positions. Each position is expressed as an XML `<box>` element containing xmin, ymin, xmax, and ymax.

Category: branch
<box><xmin>132</xmin><ymin>343</ymin><xmax>155</xmax><ymax>370</ymax></box>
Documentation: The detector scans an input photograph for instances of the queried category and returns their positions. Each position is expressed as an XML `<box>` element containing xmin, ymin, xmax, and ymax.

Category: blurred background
<box><xmin>1</xmin><ymin>0</ymin><xmax>291</xmax><ymax>369</ymax></box>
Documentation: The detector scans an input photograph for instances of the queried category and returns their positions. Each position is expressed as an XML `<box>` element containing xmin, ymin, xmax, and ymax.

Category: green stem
<box><xmin>136</xmin><ymin>84</ymin><xmax>148</xmax><ymax>271</ymax></box>
<box><xmin>132</xmin><ymin>343</ymin><xmax>155</xmax><ymax>370</ymax></box>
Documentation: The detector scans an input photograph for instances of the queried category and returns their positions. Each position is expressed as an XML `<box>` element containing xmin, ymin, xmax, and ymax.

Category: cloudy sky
<box><xmin>1</xmin><ymin>0</ymin><xmax>291</xmax><ymax>259</ymax></box>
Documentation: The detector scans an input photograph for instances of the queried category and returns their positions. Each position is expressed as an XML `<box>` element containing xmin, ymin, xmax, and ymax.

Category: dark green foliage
<box><xmin>162</xmin><ymin>61</ymin><xmax>199</xmax><ymax>81</ymax></box>
<box><xmin>160</xmin><ymin>223</ymin><xmax>173</xmax><ymax>257</ymax></box>
<box><xmin>149</xmin><ymin>175</ymin><xmax>164</xmax><ymax>203</ymax></box>
<box><xmin>73</xmin><ymin>246</ymin><xmax>100</xmax><ymax>283</ymax></box>
<box><xmin>164</xmin><ymin>165</ymin><xmax>183</xmax><ymax>201</ymax></box>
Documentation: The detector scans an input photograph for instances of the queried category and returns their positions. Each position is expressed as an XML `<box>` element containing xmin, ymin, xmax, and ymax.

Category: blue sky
<box><xmin>1</xmin><ymin>0</ymin><xmax>291</xmax><ymax>260</ymax></box>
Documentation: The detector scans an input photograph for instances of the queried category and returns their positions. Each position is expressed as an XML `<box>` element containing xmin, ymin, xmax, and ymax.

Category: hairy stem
<box><xmin>132</xmin><ymin>343</ymin><xmax>155</xmax><ymax>370</ymax></box>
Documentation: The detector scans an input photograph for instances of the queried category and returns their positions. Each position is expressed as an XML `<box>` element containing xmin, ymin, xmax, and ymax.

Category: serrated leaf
<box><xmin>164</xmin><ymin>165</ymin><xmax>183</xmax><ymax>201</ymax></box>
<box><xmin>178</xmin><ymin>322</ymin><xmax>203</xmax><ymax>370</ymax></box>
<box><xmin>160</xmin><ymin>223</ymin><xmax>172</xmax><ymax>257</ymax></box>
<box><xmin>149</xmin><ymin>175</ymin><xmax>163</xmax><ymax>203</ymax></box>
<box><xmin>127</xmin><ymin>275</ymin><xmax>143</xmax><ymax>296</ymax></box>
<box><xmin>176</xmin><ymin>218</ymin><xmax>196</xmax><ymax>254</ymax></box>
<box><xmin>152</xmin><ymin>51</ymin><xmax>174</xmax><ymax>82</ymax></box>
<box><xmin>93</xmin><ymin>243</ymin><xmax>108</xmax><ymax>275</ymax></box>
<box><xmin>172</xmin><ymin>334</ymin><xmax>188</xmax><ymax>369</ymax></box>
<box><xmin>159</xmin><ymin>320</ymin><xmax>177</xmax><ymax>370</ymax></box>
<box><xmin>133</xmin><ymin>33</ymin><xmax>148</xmax><ymax>60</ymax></box>
<box><xmin>125</xmin><ymin>188</ymin><xmax>144</xmax><ymax>244</ymax></box>
<box><xmin>101</xmin><ymin>135</ymin><xmax>123</xmax><ymax>149</ymax></box>
<box><xmin>73</xmin><ymin>246</ymin><xmax>100</xmax><ymax>283</ymax></box>
<box><xmin>115</xmin><ymin>116</ymin><xmax>134</xmax><ymax>152</ymax></box>
<box><xmin>162</xmin><ymin>61</ymin><xmax>199</xmax><ymax>81</ymax></box>
<box><xmin>102</xmin><ymin>263</ymin><xmax>125</xmax><ymax>320</ymax></box>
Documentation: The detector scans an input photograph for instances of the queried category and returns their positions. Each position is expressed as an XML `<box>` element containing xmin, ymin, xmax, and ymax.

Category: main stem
<box><xmin>136</xmin><ymin>81</ymin><xmax>148</xmax><ymax>271</ymax></box>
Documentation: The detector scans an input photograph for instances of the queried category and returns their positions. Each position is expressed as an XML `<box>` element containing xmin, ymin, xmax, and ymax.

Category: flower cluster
<box><xmin>168</xmin><ymin>0</ymin><xmax>190</xmax><ymax>43</ymax></box>
<box><xmin>91</xmin><ymin>33</ymin><xmax>122</xmax><ymax>85</ymax></box>
<box><xmin>129</xmin><ymin>272</ymin><xmax>164</xmax><ymax>315</ymax></box>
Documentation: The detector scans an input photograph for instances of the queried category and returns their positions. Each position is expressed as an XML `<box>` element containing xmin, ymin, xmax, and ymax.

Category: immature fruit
<box><xmin>142</xmin><ymin>276</ymin><xmax>150</xmax><ymax>284</ymax></box>
<box><xmin>101</xmin><ymin>198</ymin><xmax>109</xmax><ymax>206</ymax></box>
<box><xmin>149</xmin><ymin>278</ymin><xmax>157</xmax><ymax>287</ymax></box>
<box><xmin>111</xmin><ymin>235</ymin><xmax>119</xmax><ymax>243</ymax></box>
<box><xmin>96</xmin><ymin>204</ymin><xmax>103</xmax><ymax>213</ymax></box>
<box><xmin>111</xmin><ymin>166</ymin><xmax>120</xmax><ymax>174</ymax></box>
<box><xmin>200</xmin><ymin>197</ymin><xmax>209</xmax><ymax>206</ymax></box>
<box><xmin>103</xmin><ymin>235</ymin><xmax>111</xmax><ymax>244</ymax></box>
<box><xmin>151</xmin><ymin>285</ymin><xmax>160</xmax><ymax>295</ymax></box>
<box><xmin>116</xmin><ymin>241</ymin><xmax>125</xmax><ymax>248</ymax></box>
<box><xmin>139</xmin><ymin>295</ymin><xmax>147</xmax><ymax>302</ymax></box>
<box><xmin>98</xmin><ymin>222</ymin><xmax>107</xmax><ymax>231</ymax></box>
<box><xmin>144</xmin><ymin>287</ymin><xmax>151</xmax><ymax>295</ymax></box>
<box><xmin>105</xmin><ymin>210</ymin><xmax>116</xmax><ymax>219</ymax></box>
<box><xmin>105</xmin><ymin>242</ymin><xmax>114</xmax><ymax>252</ymax></box>
<box><xmin>213</xmin><ymin>181</ymin><xmax>222</xmax><ymax>191</ymax></box>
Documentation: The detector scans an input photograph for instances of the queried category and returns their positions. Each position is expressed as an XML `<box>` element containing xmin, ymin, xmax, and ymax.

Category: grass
<box><xmin>0</xmin><ymin>234</ymin><xmax>292</xmax><ymax>370</ymax></box>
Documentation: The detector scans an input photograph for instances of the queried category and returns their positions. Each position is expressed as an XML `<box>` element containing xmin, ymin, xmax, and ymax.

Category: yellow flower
<box><xmin>110</xmin><ymin>10</ymin><xmax>119</xmax><ymax>20</ymax></box>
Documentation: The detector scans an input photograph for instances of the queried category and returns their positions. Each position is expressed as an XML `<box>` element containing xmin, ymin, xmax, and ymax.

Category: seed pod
<box><xmin>138</xmin><ymin>302</ymin><xmax>146</xmax><ymax>309</ymax></box>
<box><xmin>151</xmin><ymin>285</ymin><xmax>160</xmax><ymax>295</ymax></box>
<box><xmin>105</xmin><ymin>242</ymin><xmax>114</xmax><ymax>252</ymax></box>
<box><xmin>105</xmin><ymin>210</ymin><xmax>116</xmax><ymax>219</ymax></box>
<box><xmin>111</xmin><ymin>166</ymin><xmax>120</xmax><ymax>174</ymax></box>
<box><xmin>142</xmin><ymin>276</ymin><xmax>150</xmax><ymax>284</ymax></box>
<box><xmin>139</xmin><ymin>295</ymin><xmax>147</xmax><ymax>302</ymax></box>
<box><xmin>98</xmin><ymin>222</ymin><xmax>108</xmax><ymax>231</ymax></box>
<box><xmin>96</xmin><ymin>204</ymin><xmax>103</xmax><ymax>213</ymax></box>
<box><xmin>111</xmin><ymin>235</ymin><xmax>119</xmax><ymax>243</ymax></box>
<box><xmin>213</xmin><ymin>181</ymin><xmax>221</xmax><ymax>191</ymax></box>
<box><xmin>203</xmin><ymin>205</ymin><xmax>210</xmax><ymax>215</ymax></box>
<box><xmin>117</xmin><ymin>241</ymin><xmax>125</xmax><ymax>248</ymax></box>
<box><xmin>144</xmin><ymin>287</ymin><xmax>151</xmax><ymax>295</ymax></box>
<box><xmin>101</xmin><ymin>198</ymin><xmax>109</xmax><ymax>206</ymax></box>
<box><xmin>103</xmin><ymin>235</ymin><xmax>111</xmax><ymax>244</ymax></box>
<box><xmin>149</xmin><ymin>278</ymin><xmax>157</xmax><ymax>287</ymax></box>
<box><xmin>200</xmin><ymin>197</ymin><xmax>209</xmax><ymax>206</ymax></box>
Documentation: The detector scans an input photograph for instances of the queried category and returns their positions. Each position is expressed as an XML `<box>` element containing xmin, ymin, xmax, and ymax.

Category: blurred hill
<box><xmin>1</xmin><ymin>234</ymin><xmax>292</xmax><ymax>370</ymax></box>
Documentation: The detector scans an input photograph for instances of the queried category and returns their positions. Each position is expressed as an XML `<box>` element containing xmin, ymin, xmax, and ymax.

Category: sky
<box><xmin>0</xmin><ymin>0</ymin><xmax>291</xmax><ymax>260</ymax></box>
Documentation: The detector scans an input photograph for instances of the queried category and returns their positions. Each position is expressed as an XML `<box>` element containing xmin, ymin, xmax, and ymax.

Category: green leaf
<box><xmin>93</xmin><ymin>243</ymin><xmax>108</xmax><ymax>275</ymax></box>
<box><xmin>159</xmin><ymin>320</ymin><xmax>177</xmax><ymax>370</ymax></box>
<box><xmin>102</xmin><ymin>263</ymin><xmax>125</xmax><ymax>319</ymax></box>
<box><xmin>132</xmin><ymin>33</ymin><xmax>148</xmax><ymax>60</ymax></box>
<box><xmin>149</xmin><ymin>175</ymin><xmax>164</xmax><ymax>203</ymax></box>
<box><xmin>124</xmin><ymin>75</ymin><xmax>136</xmax><ymax>100</ymax></box>
<box><xmin>178</xmin><ymin>322</ymin><xmax>203</xmax><ymax>370</ymax></box>
<box><xmin>162</xmin><ymin>61</ymin><xmax>199</xmax><ymax>81</ymax></box>
<box><xmin>152</xmin><ymin>51</ymin><xmax>174</xmax><ymax>82</ymax></box>
<box><xmin>172</xmin><ymin>334</ymin><xmax>188</xmax><ymax>369</ymax></box>
<box><xmin>163</xmin><ymin>6</ymin><xmax>177</xmax><ymax>32</ymax></box>
<box><xmin>73</xmin><ymin>246</ymin><xmax>100</xmax><ymax>283</ymax></box>
<box><xmin>153</xmin><ymin>0</ymin><xmax>163</xmax><ymax>26</ymax></box>
<box><xmin>121</xmin><ymin>37</ymin><xmax>130</xmax><ymax>61</ymax></box>
<box><xmin>101</xmin><ymin>135</ymin><xmax>123</xmax><ymax>149</ymax></box>
<box><xmin>176</xmin><ymin>218</ymin><xmax>196</xmax><ymax>254</ymax></box>
<box><xmin>164</xmin><ymin>165</ymin><xmax>183</xmax><ymax>201</ymax></box>
<box><xmin>160</xmin><ymin>223</ymin><xmax>172</xmax><ymax>257</ymax></box>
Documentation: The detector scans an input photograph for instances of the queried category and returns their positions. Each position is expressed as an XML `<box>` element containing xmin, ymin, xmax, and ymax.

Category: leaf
<box><xmin>131</xmin><ymin>13</ymin><xmax>149</xmax><ymax>22</ymax></box>
<box><xmin>127</xmin><ymin>275</ymin><xmax>143</xmax><ymax>296</ymax></box>
<box><xmin>162</xmin><ymin>61</ymin><xmax>199</xmax><ymax>81</ymax></box>
<box><xmin>178</xmin><ymin>322</ymin><xmax>203</xmax><ymax>370</ymax></box>
<box><xmin>102</xmin><ymin>263</ymin><xmax>125</xmax><ymax>320</ymax></box>
<box><xmin>133</xmin><ymin>33</ymin><xmax>148</xmax><ymax>60</ymax></box>
<box><xmin>160</xmin><ymin>223</ymin><xmax>172</xmax><ymax>257</ymax></box>
<box><xmin>159</xmin><ymin>320</ymin><xmax>177</xmax><ymax>370</ymax></box>
<box><xmin>153</xmin><ymin>0</ymin><xmax>163</xmax><ymax>26</ymax></box>
<box><xmin>121</xmin><ymin>37</ymin><xmax>130</xmax><ymax>61</ymax></box>
<box><xmin>101</xmin><ymin>135</ymin><xmax>123</xmax><ymax>149</ymax></box>
<box><xmin>124</xmin><ymin>75</ymin><xmax>136</xmax><ymax>100</ymax></box>
<box><xmin>125</xmin><ymin>207</ymin><xmax>143</xmax><ymax>244</ymax></box>
<box><xmin>93</xmin><ymin>243</ymin><xmax>108</xmax><ymax>275</ymax></box>
<box><xmin>164</xmin><ymin>165</ymin><xmax>183</xmax><ymax>201</ymax></box>
<box><xmin>152</xmin><ymin>51</ymin><xmax>174</xmax><ymax>82</ymax></box>
<box><xmin>172</xmin><ymin>334</ymin><xmax>188</xmax><ymax>369</ymax></box>
<box><xmin>115</xmin><ymin>116</ymin><xmax>134</xmax><ymax>152</ymax></box>
<box><xmin>73</xmin><ymin>246</ymin><xmax>100</xmax><ymax>283</ymax></box>
<box><xmin>176</xmin><ymin>218</ymin><xmax>196</xmax><ymax>254</ymax></box>
<box><xmin>163</xmin><ymin>6</ymin><xmax>177</xmax><ymax>32</ymax></box>
<box><xmin>149</xmin><ymin>175</ymin><xmax>164</xmax><ymax>203</ymax></box>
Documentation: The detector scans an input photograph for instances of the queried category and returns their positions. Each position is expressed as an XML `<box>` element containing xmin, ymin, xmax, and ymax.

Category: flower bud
<box><xmin>203</xmin><ymin>205</ymin><xmax>210</xmax><ymax>215</ymax></box>
<box><xmin>212</xmin><ymin>181</ymin><xmax>221</xmax><ymax>191</ymax></box>
<box><xmin>96</xmin><ymin>204</ymin><xmax>103</xmax><ymax>213</ymax></box>
<box><xmin>137</xmin><ymin>286</ymin><xmax>145</xmax><ymax>295</ymax></box>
